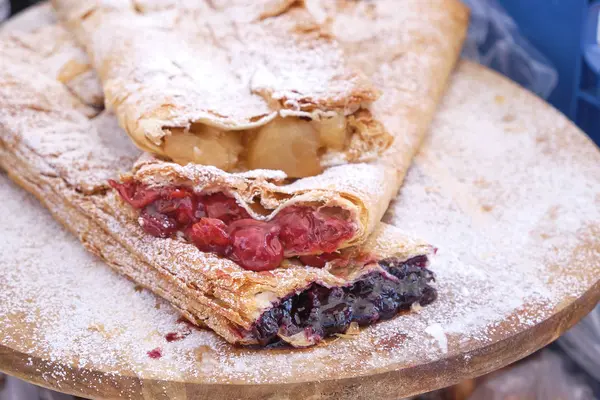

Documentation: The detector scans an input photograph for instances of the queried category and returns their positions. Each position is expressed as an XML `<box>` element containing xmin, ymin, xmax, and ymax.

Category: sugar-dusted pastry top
<box><xmin>0</xmin><ymin>22</ymin><xmax>103</xmax><ymax>111</ymax></box>
<box><xmin>0</xmin><ymin>0</ymin><xmax>470</xmax><ymax>257</ymax></box>
<box><xmin>50</xmin><ymin>0</ymin><xmax>396</xmax><ymax>177</ymax></box>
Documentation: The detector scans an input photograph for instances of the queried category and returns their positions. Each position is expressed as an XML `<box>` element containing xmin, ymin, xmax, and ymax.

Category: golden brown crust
<box><xmin>1</xmin><ymin>136</ymin><xmax>433</xmax><ymax>345</ymax></box>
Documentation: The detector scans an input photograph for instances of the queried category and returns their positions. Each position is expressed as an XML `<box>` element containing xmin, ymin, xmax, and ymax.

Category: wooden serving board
<box><xmin>1</xmin><ymin>5</ymin><xmax>599</xmax><ymax>400</ymax></box>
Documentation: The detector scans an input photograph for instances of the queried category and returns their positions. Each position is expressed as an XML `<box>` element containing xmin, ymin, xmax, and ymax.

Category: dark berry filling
<box><xmin>109</xmin><ymin>180</ymin><xmax>356</xmax><ymax>271</ymax></box>
<box><xmin>251</xmin><ymin>256</ymin><xmax>437</xmax><ymax>346</ymax></box>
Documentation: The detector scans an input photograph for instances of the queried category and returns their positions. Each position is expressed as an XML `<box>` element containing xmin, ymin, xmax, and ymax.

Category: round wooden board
<box><xmin>1</xmin><ymin>5</ymin><xmax>600</xmax><ymax>400</ymax></box>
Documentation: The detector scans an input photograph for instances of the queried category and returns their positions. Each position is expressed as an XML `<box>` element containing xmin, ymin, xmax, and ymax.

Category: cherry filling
<box><xmin>185</xmin><ymin>218</ymin><xmax>231</xmax><ymax>255</ymax></box>
<box><xmin>228</xmin><ymin>220</ymin><xmax>284</xmax><ymax>271</ymax></box>
<box><xmin>202</xmin><ymin>192</ymin><xmax>250</xmax><ymax>223</ymax></box>
<box><xmin>298</xmin><ymin>253</ymin><xmax>344</xmax><ymax>269</ymax></box>
<box><xmin>109</xmin><ymin>180</ymin><xmax>356</xmax><ymax>271</ymax></box>
<box><xmin>276</xmin><ymin>206</ymin><xmax>356</xmax><ymax>254</ymax></box>
<box><xmin>251</xmin><ymin>256</ymin><xmax>437</xmax><ymax>346</ymax></box>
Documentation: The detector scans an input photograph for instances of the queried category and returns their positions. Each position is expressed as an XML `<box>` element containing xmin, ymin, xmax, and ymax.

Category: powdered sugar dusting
<box><xmin>0</xmin><ymin>10</ymin><xmax>103</xmax><ymax>110</ymax></box>
<box><xmin>386</xmin><ymin>62</ymin><xmax>600</xmax><ymax>346</ymax></box>
<box><xmin>425</xmin><ymin>324</ymin><xmax>448</xmax><ymax>353</ymax></box>
<box><xmin>1</xmin><ymin>61</ymin><xmax>598</xmax><ymax>390</ymax></box>
<box><xmin>53</xmin><ymin>0</ymin><xmax>378</xmax><ymax>137</ymax></box>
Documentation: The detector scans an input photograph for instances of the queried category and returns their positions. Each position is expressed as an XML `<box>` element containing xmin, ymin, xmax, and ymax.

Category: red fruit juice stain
<box><xmin>147</xmin><ymin>347</ymin><xmax>162</xmax><ymax>359</ymax></box>
<box><xmin>165</xmin><ymin>330</ymin><xmax>191</xmax><ymax>342</ymax></box>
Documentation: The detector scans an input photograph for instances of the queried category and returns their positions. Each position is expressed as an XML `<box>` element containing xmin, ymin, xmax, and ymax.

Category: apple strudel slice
<box><xmin>51</xmin><ymin>0</ymin><xmax>390</xmax><ymax>177</ymax></box>
<box><xmin>52</xmin><ymin>0</ymin><xmax>468</xmax><ymax>176</ymax></box>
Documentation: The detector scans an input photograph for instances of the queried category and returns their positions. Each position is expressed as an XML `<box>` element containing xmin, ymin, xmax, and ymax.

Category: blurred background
<box><xmin>1</xmin><ymin>0</ymin><xmax>599</xmax><ymax>399</ymax></box>
<box><xmin>468</xmin><ymin>0</ymin><xmax>600</xmax><ymax>142</ymax></box>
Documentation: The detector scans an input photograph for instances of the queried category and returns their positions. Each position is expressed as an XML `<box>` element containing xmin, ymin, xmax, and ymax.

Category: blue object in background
<box><xmin>498</xmin><ymin>0</ymin><xmax>599</xmax><ymax>143</ymax></box>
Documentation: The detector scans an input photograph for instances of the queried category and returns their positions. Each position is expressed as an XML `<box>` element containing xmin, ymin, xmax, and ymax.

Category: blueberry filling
<box><xmin>252</xmin><ymin>256</ymin><xmax>437</xmax><ymax>345</ymax></box>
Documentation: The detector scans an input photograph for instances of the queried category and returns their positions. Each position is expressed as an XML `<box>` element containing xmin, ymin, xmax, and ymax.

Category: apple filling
<box><xmin>161</xmin><ymin>114</ymin><xmax>353</xmax><ymax>178</ymax></box>
<box><xmin>109</xmin><ymin>180</ymin><xmax>357</xmax><ymax>271</ymax></box>
<box><xmin>251</xmin><ymin>256</ymin><xmax>437</xmax><ymax>346</ymax></box>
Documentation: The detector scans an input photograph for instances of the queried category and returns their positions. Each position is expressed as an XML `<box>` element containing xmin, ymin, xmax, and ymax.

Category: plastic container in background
<box><xmin>583</xmin><ymin>3</ymin><xmax>600</xmax><ymax>75</ymax></box>
<box><xmin>0</xmin><ymin>0</ymin><xmax>9</xmax><ymax>22</ymax></box>
<box><xmin>462</xmin><ymin>0</ymin><xmax>558</xmax><ymax>99</ymax></box>
<box><xmin>578</xmin><ymin>1</ymin><xmax>600</xmax><ymax>137</ymax></box>
<box><xmin>499</xmin><ymin>0</ymin><xmax>600</xmax><ymax>142</ymax></box>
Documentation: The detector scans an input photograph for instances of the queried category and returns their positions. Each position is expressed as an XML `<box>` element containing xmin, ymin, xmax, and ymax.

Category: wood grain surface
<box><xmin>0</xmin><ymin>4</ymin><xmax>599</xmax><ymax>400</ymax></box>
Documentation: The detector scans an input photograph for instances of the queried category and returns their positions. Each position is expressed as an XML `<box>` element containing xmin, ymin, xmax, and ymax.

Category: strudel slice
<box><xmin>52</xmin><ymin>0</ymin><xmax>392</xmax><ymax>177</ymax></box>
